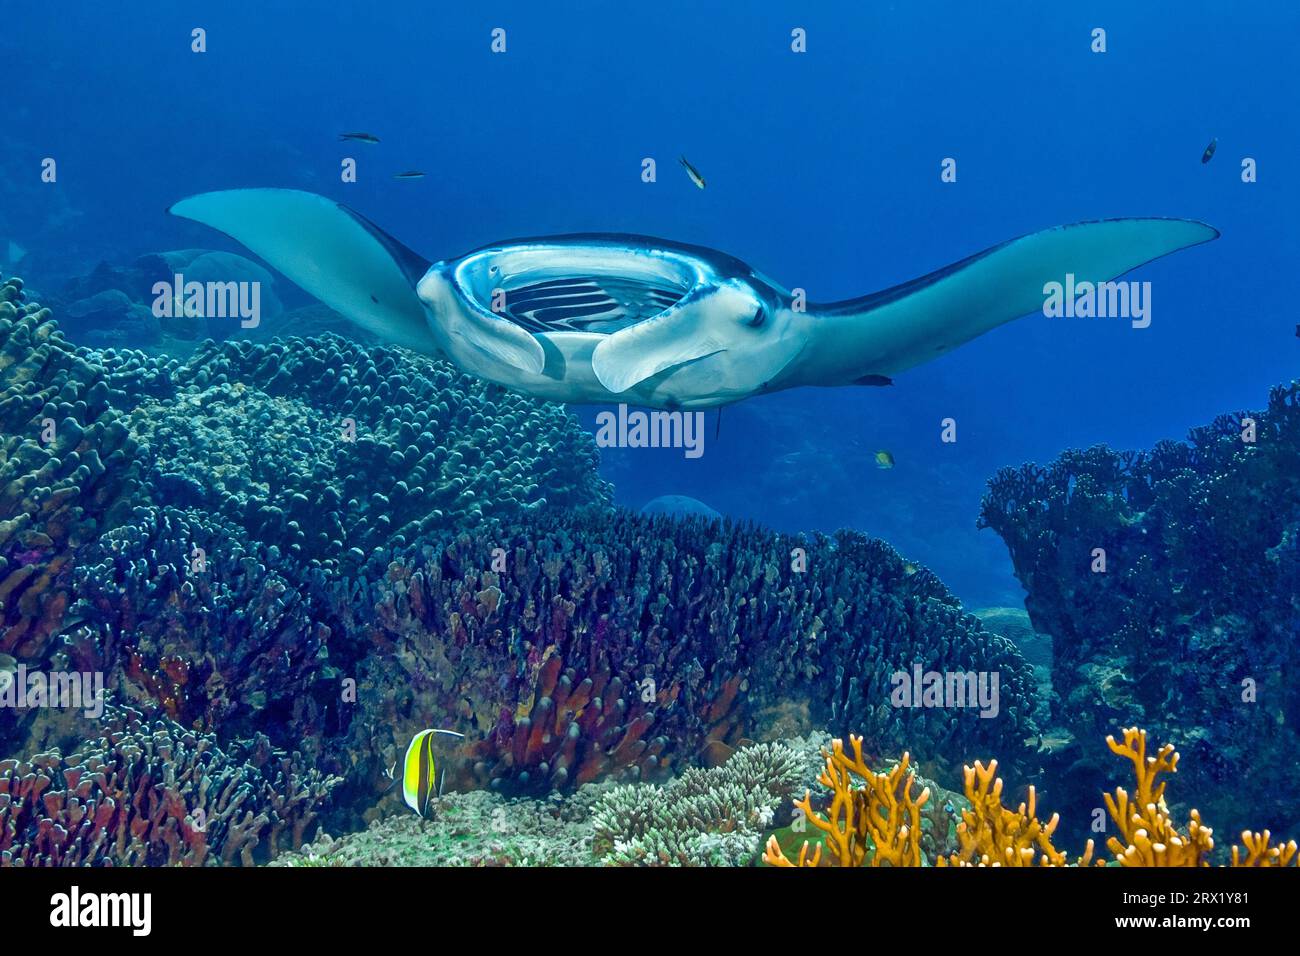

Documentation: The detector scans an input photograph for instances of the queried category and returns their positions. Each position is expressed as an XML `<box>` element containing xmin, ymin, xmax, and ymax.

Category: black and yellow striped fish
<box><xmin>400</xmin><ymin>728</ymin><xmax>465</xmax><ymax>816</ymax></box>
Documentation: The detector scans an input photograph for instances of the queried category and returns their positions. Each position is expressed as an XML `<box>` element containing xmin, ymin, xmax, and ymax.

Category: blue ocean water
<box><xmin>3</xmin><ymin>0</ymin><xmax>1297</xmax><ymax>607</ymax></box>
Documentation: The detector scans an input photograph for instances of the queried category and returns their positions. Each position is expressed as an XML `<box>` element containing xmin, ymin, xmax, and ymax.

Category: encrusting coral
<box><xmin>766</xmin><ymin>727</ymin><xmax>1297</xmax><ymax>868</ymax></box>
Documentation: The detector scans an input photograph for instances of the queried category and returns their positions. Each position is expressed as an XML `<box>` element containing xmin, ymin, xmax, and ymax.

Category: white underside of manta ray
<box><xmin>169</xmin><ymin>189</ymin><xmax>1218</xmax><ymax>411</ymax></box>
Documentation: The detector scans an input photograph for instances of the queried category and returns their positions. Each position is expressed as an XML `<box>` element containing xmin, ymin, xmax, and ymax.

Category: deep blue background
<box><xmin>3</xmin><ymin>1</ymin><xmax>1296</xmax><ymax>605</ymax></box>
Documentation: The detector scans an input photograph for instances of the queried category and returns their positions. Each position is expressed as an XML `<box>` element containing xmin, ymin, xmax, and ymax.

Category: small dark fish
<box><xmin>679</xmin><ymin>155</ymin><xmax>706</xmax><ymax>190</ymax></box>
<box><xmin>1201</xmin><ymin>137</ymin><xmax>1217</xmax><ymax>164</ymax></box>
<box><xmin>393</xmin><ymin>170</ymin><xmax>426</xmax><ymax>180</ymax></box>
<box><xmin>339</xmin><ymin>132</ymin><xmax>380</xmax><ymax>144</ymax></box>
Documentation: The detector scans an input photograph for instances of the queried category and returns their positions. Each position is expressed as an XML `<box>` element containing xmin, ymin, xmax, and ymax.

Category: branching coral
<box><xmin>937</xmin><ymin>759</ymin><xmax>1093</xmax><ymax>867</ymax></box>
<box><xmin>769</xmin><ymin>727</ymin><xmax>1295</xmax><ymax>868</ymax></box>
<box><xmin>65</xmin><ymin>506</ymin><xmax>337</xmax><ymax>744</ymax></box>
<box><xmin>763</xmin><ymin>735</ymin><xmax>930</xmax><ymax>867</ymax></box>
<box><xmin>1102</xmin><ymin>726</ymin><xmax>1214</xmax><ymax>866</ymax></box>
<box><xmin>0</xmin><ymin>282</ymin><xmax>141</xmax><ymax>664</ymax></box>
<box><xmin>593</xmin><ymin>742</ymin><xmax>803</xmax><ymax>866</ymax></box>
<box><xmin>1230</xmin><ymin>830</ymin><xmax>1298</xmax><ymax>867</ymax></box>
<box><xmin>337</xmin><ymin>511</ymin><xmax>1038</xmax><ymax>798</ymax></box>
<box><xmin>0</xmin><ymin>703</ymin><xmax>339</xmax><ymax>866</ymax></box>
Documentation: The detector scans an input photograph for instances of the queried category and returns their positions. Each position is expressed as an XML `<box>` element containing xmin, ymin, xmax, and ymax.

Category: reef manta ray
<box><xmin>170</xmin><ymin>189</ymin><xmax>1217</xmax><ymax>410</ymax></box>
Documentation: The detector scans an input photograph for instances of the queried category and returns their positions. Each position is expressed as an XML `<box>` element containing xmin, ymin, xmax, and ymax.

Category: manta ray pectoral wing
<box><xmin>819</xmin><ymin>217</ymin><xmax>1219</xmax><ymax>378</ymax></box>
<box><xmin>169</xmin><ymin>189</ymin><xmax>439</xmax><ymax>355</ymax></box>
<box><xmin>590</xmin><ymin>293</ymin><xmax>726</xmax><ymax>394</ymax></box>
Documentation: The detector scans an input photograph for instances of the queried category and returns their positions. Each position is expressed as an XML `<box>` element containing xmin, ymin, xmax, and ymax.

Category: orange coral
<box><xmin>1230</xmin><ymin>830</ymin><xmax>1299</xmax><ymax>867</ymax></box>
<box><xmin>937</xmin><ymin>759</ymin><xmax>1095</xmax><ymax>867</ymax></box>
<box><xmin>1102</xmin><ymin>727</ymin><xmax>1214</xmax><ymax>867</ymax></box>
<box><xmin>766</xmin><ymin>726</ymin><xmax>1296</xmax><ymax>868</ymax></box>
<box><xmin>763</xmin><ymin>735</ymin><xmax>929</xmax><ymax>867</ymax></box>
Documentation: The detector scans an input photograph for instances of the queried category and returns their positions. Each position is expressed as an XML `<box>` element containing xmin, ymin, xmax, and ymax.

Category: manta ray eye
<box><xmin>746</xmin><ymin>307</ymin><xmax>766</xmax><ymax>328</ymax></box>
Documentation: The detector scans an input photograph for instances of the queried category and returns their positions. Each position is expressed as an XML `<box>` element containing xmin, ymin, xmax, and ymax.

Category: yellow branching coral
<box><xmin>1103</xmin><ymin>727</ymin><xmax>1214</xmax><ymax>867</ymax></box>
<box><xmin>937</xmin><ymin>759</ymin><xmax>1094</xmax><ymax>867</ymax></box>
<box><xmin>1230</xmin><ymin>831</ymin><xmax>1299</xmax><ymax>867</ymax></box>
<box><xmin>766</xmin><ymin>727</ymin><xmax>1295</xmax><ymax>868</ymax></box>
<box><xmin>762</xmin><ymin>735</ymin><xmax>929</xmax><ymax>867</ymax></box>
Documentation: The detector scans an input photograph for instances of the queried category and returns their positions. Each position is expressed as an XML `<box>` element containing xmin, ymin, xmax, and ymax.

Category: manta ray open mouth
<box><xmin>451</xmin><ymin>242</ymin><xmax>701</xmax><ymax>336</ymax></box>
<box><xmin>500</xmin><ymin>275</ymin><xmax>687</xmax><ymax>334</ymax></box>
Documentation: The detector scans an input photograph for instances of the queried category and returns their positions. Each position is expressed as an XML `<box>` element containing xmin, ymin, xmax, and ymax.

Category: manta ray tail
<box><xmin>168</xmin><ymin>188</ymin><xmax>439</xmax><ymax>354</ymax></box>
<box><xmin>817</xmin><ymin>217</ymin><xmax>1219</xmax><ymax>378</ymax></box>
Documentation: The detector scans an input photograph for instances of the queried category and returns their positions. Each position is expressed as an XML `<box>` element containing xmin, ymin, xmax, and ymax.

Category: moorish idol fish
<box><xmin>391</xmin><ymin>728</ymin><xmax>465</xmax><ymax>816</ymax></box>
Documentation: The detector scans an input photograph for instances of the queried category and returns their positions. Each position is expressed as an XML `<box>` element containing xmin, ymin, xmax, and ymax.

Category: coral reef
<box><xmin>591</xmin><ymin>742</ymin><xmax>803</xmax><ymax>866</ymax></box>
<box><xmin>978</xmin><ymin>380</ymin><xmax>1300</xmax><ymax>840</ymax></box>
<box><xmin>107</xmin><ymin>333</ymin><xmax>611</xmax><ymax>568</ymax></box>
<box><xmin>763</xmin><ymin>735</ymin><xmax>931</xmax><ymax>867</ymax></box>
<box><xmin>768</xmin><ymin>727</ymin><xmax>1297</xmax><ymax>868</ymax></box>
<box><xmin>277</xmin><ymin>736</ymin><xmax>828</xmax><ymax>867</ymax></box>
<box><xmin>278</xmin><ymin>785</ymin><xmax>612</xmax><ymax>867</ymax></box>
<box><xmin>937</xmin><ymin>759</ymin><xmax>1092</xmax><ymax>867</ymax></box>
<box><xmin>0</xmin><ymin>279</ymin><xmax>141</xmax><ymax>664</ymax></box>
<box><xmin>0</xmin><ymin>703</ymin><xmax>339</xmax><ymax>866</ymax></box>
<box><xmin>337</xmin><ymin>509</ymin><xmax>1038</xmax><ymax>801</ymax></box>
<box><xmin>49</xmin><ymin>249</ymin><xmax>284</xmax><ymax>345</ymax></box>
<box><xmin>63</xmin><ymin>506</ymin><xmax>338</xmax><ymax>746</ymax></box>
